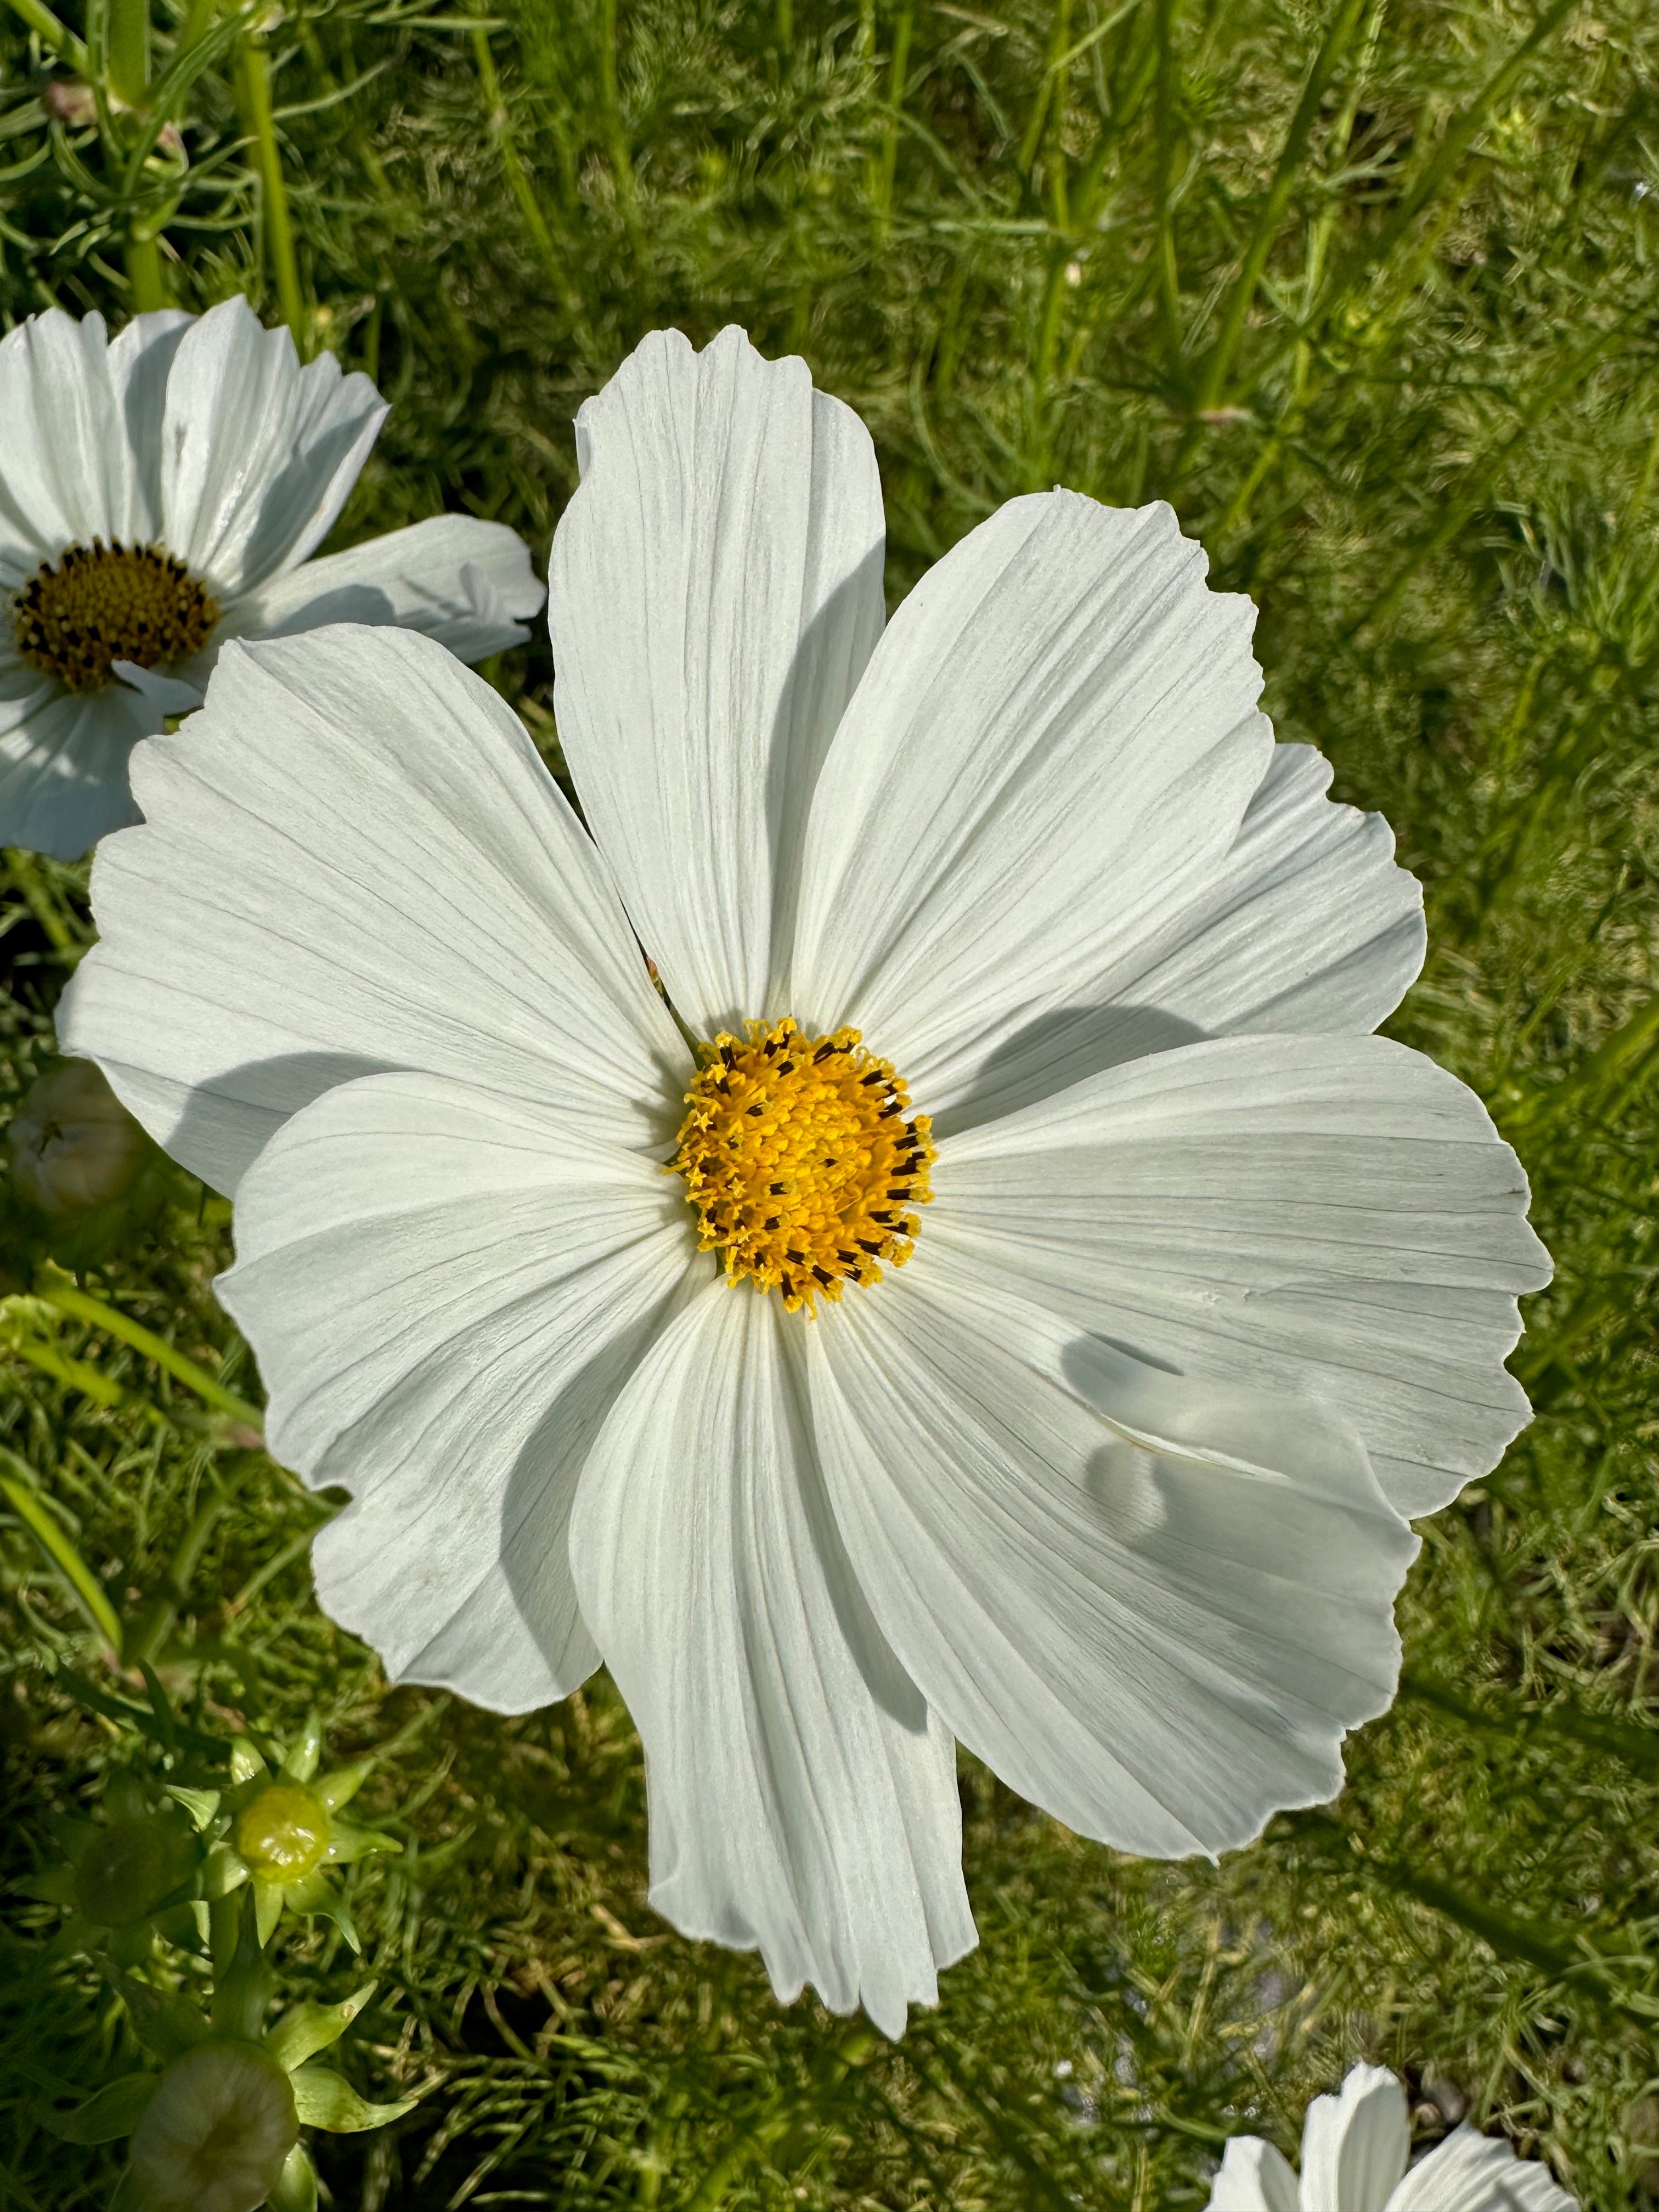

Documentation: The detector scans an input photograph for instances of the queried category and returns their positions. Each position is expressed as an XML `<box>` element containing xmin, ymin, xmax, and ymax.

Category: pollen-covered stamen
<box><xmin>12</xmin><ymin>538</ymin><xmax>219</xmax><ymax>691</ymax></box>
<box><xmin>672</xmin><ymin>1015</ymin><xmax>935</xmax><ymax>1313</ymax></box>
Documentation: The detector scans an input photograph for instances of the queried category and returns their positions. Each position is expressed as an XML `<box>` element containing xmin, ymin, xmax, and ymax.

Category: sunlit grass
<box><xmin>2</xmin><ymin>0</ymin><xmax>1657</xmax><ymax>2202</ymax></box>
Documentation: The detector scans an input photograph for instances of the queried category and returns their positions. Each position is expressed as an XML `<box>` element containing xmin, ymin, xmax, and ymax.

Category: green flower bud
<box><xmin>128</xmin><ymin>2041</ymin><xmax>298</xmax><ymax>2212</ymax></box>
<box><xmin>234</xmin><ymin>1784</ymin><xmax>329</xmax><ymax>1884</ymax></box>
<box><xmin>75</xmin><ymin>1816</ymin><xmax>197</xmax><ymax>1928</ymax></box>
<box><xmin>9</xmin><ymin>1060</ymin><xmax>149</xmax><ymax>1218</ymax></box>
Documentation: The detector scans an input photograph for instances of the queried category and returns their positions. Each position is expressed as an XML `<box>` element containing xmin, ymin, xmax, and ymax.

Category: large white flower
<box><xmin>0</xmin><ymin>296</ymin><xmax>544</xmax><ymax>859</ymax></box>
<box><xmin>1209</xmin><ymin>2064</ymin><xmax>1576</xmax><ymax>2212</ymax></box>
<box><xmin>63</xmin><ymin>328</ymin><xmax>1549</xmax><ymax>2035</ymax></box>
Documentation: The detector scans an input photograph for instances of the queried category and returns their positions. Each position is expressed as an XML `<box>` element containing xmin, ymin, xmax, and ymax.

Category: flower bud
<box><xmin>75</xmin><ymin>1815</ymin><xmax>197</xmax><ymax>1928</ymax></box>
<box><xmin>234</xmin><ymin>1784</ymin><xmax>330</xmax><ymax>1884</ymax></box>
<box><xmin>9</xmin><ymin>1060</ymin><xmax>149</xmax><ymax>1219</ymax></box>
<box><xmin>128</xmin><ymin>2041</ymin><xmax>298</xmax><ymax>2212</ymax></box>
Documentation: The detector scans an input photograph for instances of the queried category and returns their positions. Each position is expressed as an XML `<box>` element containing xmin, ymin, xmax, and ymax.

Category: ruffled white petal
<box><xmin>937</xmin><ymin>741</ymin><xmax>1427</xmax><ymax>1135</ymax></box>
<box><xmin>159</xmin><ymin>298</ymin><xmax>386</xmax><ymax>599</ymax></box>
<box><xmin>115</xmin><ymin>660</ymin><xmax>203</xmax><ymax>716</ymax></box>
<box><xmin>551</xmin><ymin>325</ymin><xmax>886</xmax><ymax>1037</ymax></box>
<box><xmin>105</xmin><ymin>309</ymin><xmax>195</xmax><ymax>539</ymax></box>
<box><xmin>0</xmin><ymin>310</ymin><xmax>166</xmax><ymax>575</ymax></box>
<box><xmin>61</xmin><ymin>625</ymin><xmax>687</xmax><ymax>1193</ymax></box>
<box><xmin>935</xmin><ymin>1033</ymin><xmax>1550</xmax><ymax>1519</ymax></box>
<box><xmin>789</xmin><ymin>492</ymin><xmax>1272</xmax><ymax>1111</ymax></box>
<box><xmin>570</xmin><ymin>1280</ymin><xmax>977</xmax><ymax>2037</ymax></box>
<box><xmin>1208</xmin><ymin>2137</ymin><xmax>1304</xmax><ymax>2212</ymax></box>
<box><xmin>0</xmin><ymin>675</ymin><xmax>155</xmax><ymax>858</ymax></box>
<box><xmin>1300</xmin><ymin>2066</ymin><xmax>1409</xmax><ymax>2212</ymax></box>
<box><xmin>1386</xmin><ymin>2126</ymin><xmax>1577</xmax><ymax>2212</ymax></box>
<box><xmin>218</xmin><ymin>1072</ymin><xmax>702</xmax><ymax>1709</ymax></box>
<box><xmin>207</xmin><ymin>514</ymin><xmax>545</xmax><ymax>667</ymax></box>
<box><xmin>808</xmin><ymin>1252</ymin><xmax>1415</xmax><ymax>1859</ymax></box>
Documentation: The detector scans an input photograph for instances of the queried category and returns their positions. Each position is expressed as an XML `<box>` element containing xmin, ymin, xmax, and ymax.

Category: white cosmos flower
<box><xmin>63</xmin><ymin>327</ymin><xmax>1550</xmax><ymax>2036</ymax></box>
<box><xmin>1209</xmin><ymin>2064</ymin><xmax>1576</xmax><ymax>2212</ymax></box>
<box><xmin>0</xmin><ymin>296</ymin><xmax>544</xmax><ymax>860</ymax></box>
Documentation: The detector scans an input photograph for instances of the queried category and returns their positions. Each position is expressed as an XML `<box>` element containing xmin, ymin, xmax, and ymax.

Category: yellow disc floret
<box><xmin>12</xmin><ymin>539</ymin><xmax>219</xmax><ymax>691</ymax></box>
<box><xmin>672</xmin><ymin>1017</ymin><xmax>935</xmax><ymax>1312</ymax></box>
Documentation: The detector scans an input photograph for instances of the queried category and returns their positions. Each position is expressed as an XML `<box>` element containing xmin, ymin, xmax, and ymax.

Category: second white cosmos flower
<box><xmin>64</xmin><ymin>327</ymin><xmax>1549</xmax><ymax>2036</ymax></box>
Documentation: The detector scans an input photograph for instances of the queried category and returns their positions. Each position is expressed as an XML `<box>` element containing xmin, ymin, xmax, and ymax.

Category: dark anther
<box><xmin>812</xmin><ymin>1266</ymin><xmax>833</xmax><ymax>1286</ymax></box>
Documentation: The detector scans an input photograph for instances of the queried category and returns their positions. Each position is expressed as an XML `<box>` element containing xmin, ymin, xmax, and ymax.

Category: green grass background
<box><xmin>2</xmin><ymin>0</ymin><xmax>1658</xmax><ymax>2202</ymax></box>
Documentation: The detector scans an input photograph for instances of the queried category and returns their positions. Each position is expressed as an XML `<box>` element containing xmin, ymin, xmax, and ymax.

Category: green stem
<box><xmin>108</xmin><ymin>0</ymin><xmax>148</xmax><ymax>108</ymax></box>
<box><xmin>871</xmin><ymin>0</ymin><xmax>914</xmax><ymax>221</ymax></box>
<box><xmin>596</xmin><ymin>0</ymin><xmax>642</xmax><ymax>244</ymax></box>
<box><xmin>1</xmin><ymin>0</ymin><xmax>89</xmax><ymax>70</ymax></box>
<box><xmin>234</xmin><ymin>31</ymin><xmax>303</xmax><ymax>340</ymax></box>
<box><xmin>124</xmin><ymin>230</ymin><xmax>167</xmax><ymax>309</ymax></box>
<box><xmin>34</xmin><ymin>1276</ymin><xmax>265</xmax><ymax>1432</ymax></box>
<box><xmin>1167</xmin><ymin>0</ymin><xmax>1367</xmax><ymax>488</ymax></box>
<box><xmin>471</xmin><ymin>27</ymin><xmax>583</xmax><ymax>320</ymax></box>
<box><xmin>4</xmin><ymin>849</ymin><xmax>78</xmax><ymax>952</ymax></box>
<box><xmin>0</xmin><ymin>1447</ymin><xmax>124</xmax><ymax>1656</ymax></box>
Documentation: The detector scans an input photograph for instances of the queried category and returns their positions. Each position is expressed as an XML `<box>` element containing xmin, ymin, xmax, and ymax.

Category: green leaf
<box><xmin>267</xmin><ymin>2142</ymin><xmax>319</xmax><ymax>2212</ymax></box>
<box><xmin>284</xmin><ymin>1871</ymin><xmax>360</xmax><ymax>1953</ymax></box>
<box><xmin>255</xmin><ymin>1878</ymin><xmax>284</xmax><ymax>1948</ymax></box>
<box><xmin>287</xmin><ymin>2066</ymin><xmax>417</xmax><ymax>2134</ymax></box>
<box><xmin>229</xmin><ymin>1739</ymin><xmax>268</xmax><ymax>1787</ymax></box>
<box><xmin>325</xmin><ymin>1818</ymin><xmax>401</xmax><ymax>1866</ymax></box>
<box><xmin>42</xmin><ymin>2073</ymin><xmax>156</xmax><ymax>2143</ymax></box>
<box><xmin>114</xmin><ymin>1976</ymin><xmax>212</xmax><ymax>2065</ymax></box>
<box><xmin>15</xmin><ymin>1864</ymin><xmax>80</xmax><ymax>1905</ymax></box>
<box><xmin>266</xmin><ymin>1982</ymin><xmax>376</xmax><ymax>2073</ymax></box>
<box><xmin>210</xmin><ymin>1892</ymin><xmax>273</xmax><ymax>2041</ymax></box>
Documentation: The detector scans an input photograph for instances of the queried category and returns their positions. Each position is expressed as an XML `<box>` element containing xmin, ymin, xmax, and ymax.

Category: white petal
<box><xmin>1301</xmin><ymin>2067</ymin><xmax>1409</xmax><ymax>2212</ymax></box>
<box><xmin>0</xmin><ymin>681</ymin><xmax>155</xmax><ymax>859</ymax></box>
<box><xmin>938</xmin><ymin>741</ymin><xmax>1427</xmax><ymax>1135</ymax></box>
<box><xmin>212</xmin><ymin>515</ymin><xmax>546</xmax><ymax>667</ymax></box>
<box><xmin>114</xmin><ymin>660</ymin><xmax>203</xmax><ymax>716</ymax></box>
<box><xmin>1209</xmin><ymin>2138</ymin><xmax>1304</xmax><ymax>2212</ymax></box>
<box><xmin>159</xmin><ymin>298</ymin><xmax>386</xmax><ymax>597</ymax></box>
<box><xmin>808</xmin><ymin>1252</ymin><xmax>1416</xmax><ymax>1859</ymax></box>
<box><xmin>936</xmin><ymin>1033</ymin><xmax>1551</xmax><ymax>1519</ymax></box>
<box><xmin>789</xmin><ymin>492</ymin><xmax>1272</xmax><ymax>1111</ymax></box>
<box><xmin>219</xmin><ymin>1071</ymin><xmax>701</xmax><ymax>1709</ymax></box>
<box><xmin>0</xmin><ymin>311</ymin><xmax>149</xmax><ymax>571</ymax></box>
<box><xmin>570</xmin><ymin>1281</ymin><xmax>977</xmax><ymax>2036</ymax></box>
<box><xmin>1386</xmin><ymin>2128</ymin><xmax>1577</xmax><ymax>2212</ymax></box>
<box><xmin>61</xmin><ymin>625</ymin><xmax>688</xmax><ymax>1194</ymax></box>
<box><xmin>105</xmin><ymin>309</ymin><xmax>195</xmax><ymax>539</ymax></box>
<box><xmin>551</xmin><ymin>325</ymin><xmax>885</xmax><ymax>1037</ymax></box>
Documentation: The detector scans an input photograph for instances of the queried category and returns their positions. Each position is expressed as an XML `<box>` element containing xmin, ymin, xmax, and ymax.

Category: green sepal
<box><xmin>15</xmin><ymin>1864</ymin><xmax>80</xmax><ymax>1905</ymax></box>
<box><xmin>325</xmin><ymin>1818</ymin><xmax>401</xmax><ymax>1866</ymax></box>
<box><xmin>284</xmin><ymin>1871</ymin><xmax>360</xmax><ymax>1953</ymax></box>
<box><xmin>267</xmin><ymin>2142</ymin><xmax>319</xmax><ymax>2212</ymax></box>
<box><xmin>266</xmin><ymin>1982</ymin><xmax>376</xmax><ymax>2074</ymax></box>
<box><xmin>43</xmin><ymin>2072</ymin><xmax>157</xmax><ymax>2143</ymax></box>
<box><xmin>166</xmin><ymin>1785</ymin><xmax>222</xmax><ymax>1832</ymax></box>
<box><xmin>255</xmin><ymin>1878</ymin><xmax>285</xmax><ymax>1947</ymax></box>
<box><xmin>105</xmin><ymin>1922</ymin><xmax>154</xmax><ymax>1970</ymax></box>
<box><xmin>49</xmin><ymin>1815</ymin><xmax>98</xmax><ymax>1864</ymax></box>
<box><xmin>210</xmin><ymin>1892</ymin><xmax>273</xmax><ymax>2041</ymax></box>
<box><xmin>229</xmin><ymin>1739</ymin><xmax>268</xmax><ymax>1786</ymax></box>
<box><xmin>315</xmin><ymin>1759</ymin><xmax>373</xmax><ymax>1814</ymax></box>
<box><xmin>201</xmin><ymin>1843</ymin><xmax>250</xmax><ymax>1901</ymax></box>
<box><xmin>151</xmin><ymin>1901</ymin><xmax>206</xmax><ymax>1954</ymax></box>
<box><xmin>109</xmin><ymin>2165</ymin><xmax>145</xmax><ymax>2211</ymax></box>
<box><xmin>287</xmin><ymin>2066</ymin><xmax>417</xmax><ymax>2133</ymax></box>
<box><xmin>280</xmin><ymin>1718</ymin><xmax>323</xmax><ymax>1784</ymax></box>
<box><xmin>114</xmin><ymin>1974</ymin><xmax>212</xmax><ymax>2064</ymax></box>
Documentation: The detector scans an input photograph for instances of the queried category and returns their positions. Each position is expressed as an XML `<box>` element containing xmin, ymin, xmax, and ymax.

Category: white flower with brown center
<box><xmin>1208</xmin><ymin>2064</ymin><xmax>1576</xmax><ymax>2212</ymax></box>
<box><xmin>0</xmin><ymin>296</ymin><xmax>544</xmax><ymax>858</ymax></box>
<box><xmin>64</xmin><ymin>327</ymin><xmax>1549</xmax><ymax>2036</ymax></box>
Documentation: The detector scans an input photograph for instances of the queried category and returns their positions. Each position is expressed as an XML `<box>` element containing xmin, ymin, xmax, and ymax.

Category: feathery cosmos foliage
<box><xmin>2</xmin><ymin>0</ymin><xmax>1657</xmax><ymax>2203</ymax></box>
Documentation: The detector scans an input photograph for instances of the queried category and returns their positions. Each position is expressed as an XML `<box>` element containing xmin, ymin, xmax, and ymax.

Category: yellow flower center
<box><xmin>12</xmin><ymin>539</ymin><xmax>218</xmax><ymax>691</ymax></box>
<box><xmin>672</xmin><ymin>1017</ymin><xmax>935</xmax><ymax>1312</ymax></box>
<box><xmin>234</xmin><ymin>1782</ymin><xmax>330</xmax><ymax>1883</ymax></box>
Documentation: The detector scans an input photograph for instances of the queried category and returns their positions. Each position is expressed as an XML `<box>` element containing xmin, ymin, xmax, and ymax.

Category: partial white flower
<box><xmin>1208</xmin><ymin>2063</ymin><xmax>1576</xmax><ymax>2212</ymax></box>
<box><xmin>0</xmin><ymin>297</ymin><xmax>545</xmax><ymax>859</ymax></box>
<box><xmin>63</xmin><ymin>328</ymin><xmax>1550</xmax><ymax>2034</ymax></box>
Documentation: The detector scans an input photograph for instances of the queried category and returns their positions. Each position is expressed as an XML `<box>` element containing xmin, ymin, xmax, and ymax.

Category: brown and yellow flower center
<box><xmin>12</xmin><ymin>539</ymin><xmax>218</xmax><ymax>691</ymax></box>
<box><xmin>672</xmin><ymin>1016</ymin><xmax>935</xmax><ymax>1312</ymax></box>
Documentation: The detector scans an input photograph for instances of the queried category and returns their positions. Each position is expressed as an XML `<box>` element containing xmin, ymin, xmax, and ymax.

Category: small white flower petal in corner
<box><xmin>69</xmin><ymin>326</ymin><xmax>1551</xmax><ymax>2039</ymax></box>
<box><xmin>0</xmin><ymin>297</ymin><xmax>543</xmax><ymax>858</ymax></box>
<box><xmin>1206</xmin><ymin>2063</ymin><xmax>1576</xmax><ymax>2212</ymax></box>
<box><xmin>113</xmin><ymin>661</ymin><xmax>204</xmax><ymax>718</ymax></box>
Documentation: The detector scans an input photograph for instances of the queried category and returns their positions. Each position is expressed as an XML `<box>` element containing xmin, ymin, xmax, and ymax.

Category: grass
<box><xmin>2</xmin><ymin>0</ymin><xmax>1658</xmax><ymax>2203</ymax></box>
